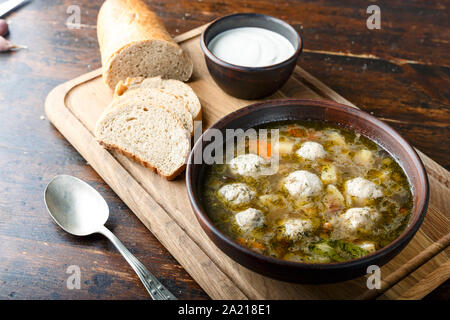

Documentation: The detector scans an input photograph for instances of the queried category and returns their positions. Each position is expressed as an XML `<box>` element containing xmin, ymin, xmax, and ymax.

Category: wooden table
<box><xmin>0</xmin><ymin>0</ymin><xmax>448</xmax><ymax>300</ymax></box>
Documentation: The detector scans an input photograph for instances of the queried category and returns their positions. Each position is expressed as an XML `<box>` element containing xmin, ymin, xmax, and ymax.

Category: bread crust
<box><xmin>112</xmin><ymin>88</ymin><xmax>194</xmax><ymax>135</ymax></box>
<box><xmin>97</xmin><ymin>0</ymin><xmax>193</xmax><ymax>89</ymax></box>
<box><xmin>114</xmin><ymin>76</ymin><xmax>202</xmax><ymax>121</ymax></box>
<box><xmin>95</xmin><ymin>101</ymin><xmax>190</xmax><ymax>180</ymax></box>
<box><xmin>98</xmin><ymin>140</ymin><xmax>186</xmax><ymax>180</ymax></box>
<box><xmin>114</xmin><ymin>77</ymin><xmax>146</xmax><ymax>97</ymax></box>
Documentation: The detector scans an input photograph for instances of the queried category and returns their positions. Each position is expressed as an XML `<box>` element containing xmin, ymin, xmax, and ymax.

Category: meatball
<box><xmin>229</xmin><ymin>154</ymin><xmax>269</xmax><ymax>177</ymax></box>
<box><xmin>334</xmin><ymin>207</ymin><xmax>380</xmax><ymax>238</ymax></box>
<box><xmin>283</xmin><ymin>218</ymin><xmax>313</xmax><ymax>240</ymax></box>
<box><xmin>218</xmin><ymin>183</ymin><xmax>255</xmax><ymax>207</ymax></box>
<box><xmin>296</xmin><ymin>141</ymin><xmax>326</xmax><ymax>160</ymax></box>
<box><xmin>284</xmin><ymin>170</ymin><xmax>323</xmax><ymax>197</ymax></box>
<box><xmin>345</xmin><ymin>177</ymin><xmax>383</xmax><ymax>198</ymax></box>
<box><xmin>235</xmin><ymin>208</ymin><xmax>265</xmax><ymax>232</ymax></box>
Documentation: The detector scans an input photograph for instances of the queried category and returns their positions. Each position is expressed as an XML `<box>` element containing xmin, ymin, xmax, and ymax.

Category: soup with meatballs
<box><xmin>201</xmin><ymin>121</ymin><xmax>413</xmax><ymax>263</ymax></box>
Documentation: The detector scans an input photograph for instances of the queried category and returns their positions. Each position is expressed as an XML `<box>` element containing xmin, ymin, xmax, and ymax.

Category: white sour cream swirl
<box><xmin>208</xmin><ymin>27</ymin><xmax>295</xmax><ymax>67</ymax></box>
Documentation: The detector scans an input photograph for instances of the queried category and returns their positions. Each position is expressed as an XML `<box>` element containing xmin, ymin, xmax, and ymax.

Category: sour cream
<box><xmin>208</xmin><ymin>27</ymin><xmax>295</xmax><ymax>67</ymax></box>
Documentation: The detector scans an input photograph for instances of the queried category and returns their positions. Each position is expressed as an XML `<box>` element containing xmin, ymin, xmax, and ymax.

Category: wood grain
<box><xmin>45</xmin><ymin>25</ymin><xmax>449</xmax><ymax>299</ymax></box>
<box><xmin>359</xmin><ymin>233</ymin><xmax>450</xmax><ymax>300</ymax></box>
<box><xmin>46</xmin><ymin>84</ymin><xmax>247</xmax><ymax>299</ymax></box>
<box><xmin>1</xmin><ymin>0</ymin><xmax>448</xmax><ymax>299</ymax></box>
<box><xmin>397</xmin><ymin>261</ymin><xmax>450</xmax><ymax>300</ymax></box>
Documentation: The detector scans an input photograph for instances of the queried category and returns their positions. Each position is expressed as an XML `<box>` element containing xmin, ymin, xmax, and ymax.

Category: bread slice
<box><xmin>95</xmin><ymin>101</ymin><xmax>190</xmax><ymax>180</ymax></box>
<box><xmin>97</xmin><ymin>0</ymin><xmax>193</xmax><ymax>90</ymax></box>
<box><xmin>111</xmin><ymin>87</ymin><xmax>193</xmax><ymax>135</ymax></box>
<box><xmin>115</xmin><ymin>76</ymin><xmax>202</xmax><ymax>121</ymax></box>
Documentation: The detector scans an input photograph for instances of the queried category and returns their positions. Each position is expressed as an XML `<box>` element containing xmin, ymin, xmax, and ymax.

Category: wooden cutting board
<box><xmin>45</xmin><ymin>24</ymin><xmax>449</xmax><ymax>300</ymax></box>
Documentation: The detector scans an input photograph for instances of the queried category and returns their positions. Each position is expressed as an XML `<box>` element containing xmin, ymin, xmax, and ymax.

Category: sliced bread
<box><xmin>111</xmin><ymin>87</ymin><xmax>193</xmax><ymax>135</ymax></box>
<box><xmin>115</xmin><ymin>76</ymin><xmax>202</xmax><ymax>121</ymax></box>
<box><xmin>95</xmin><ymin>101</ymin><xmax>190</xmax><ymax>180</ymax></box>
<box><xmin>97</xmin><ymin>0</ymin><xmax>193</xmax><ymax>90</ymax></box>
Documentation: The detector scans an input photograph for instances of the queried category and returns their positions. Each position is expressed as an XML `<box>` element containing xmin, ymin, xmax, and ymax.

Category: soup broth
<box><xmin>202</xmin><ymin>121</ymin><xmax>413</xmax><ymax>263</ymax></box>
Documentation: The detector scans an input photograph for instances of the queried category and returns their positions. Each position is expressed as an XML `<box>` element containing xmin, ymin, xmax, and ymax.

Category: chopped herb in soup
<box><xmin>202</xmin><ymin>121</ymin><xmax>413</xmax><ymax>263</ymax></box>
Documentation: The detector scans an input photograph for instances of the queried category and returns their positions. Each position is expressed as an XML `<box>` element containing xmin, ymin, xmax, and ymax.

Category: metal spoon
<box><xmin>0</xmin><ymin>0</ymin><xmax>30</xmax><ymax>18</ymax></box>
<box><xmin>44</xmin><ymin>174</ymin><xmax>177</xmax><ymax>300</ymax></box>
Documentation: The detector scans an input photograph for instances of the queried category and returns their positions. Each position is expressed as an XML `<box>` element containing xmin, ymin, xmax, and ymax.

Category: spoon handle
<box><xmin>98</xmin><ymin>226</ymin><xmax>177</xmax><ymax>300</ymax></box>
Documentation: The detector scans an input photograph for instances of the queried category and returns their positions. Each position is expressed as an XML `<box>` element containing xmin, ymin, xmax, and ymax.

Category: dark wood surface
<box><xmin>0</xmin><ymin>0</ymin><xmax>448</xmax><ymax>300</ymax></box>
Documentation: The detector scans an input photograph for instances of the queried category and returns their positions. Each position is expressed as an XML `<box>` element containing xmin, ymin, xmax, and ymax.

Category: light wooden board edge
<box><xmin>173</xmin><ymin>23</ymin><xmax>210</xmax><ymax>43</ymax></box>
<box><xmin>48</xmin><ymin>69</ymin><xmax>449</xmax><ymax>300</ymax></box>
<box><xmin>45</xmin><ymin>81</ymin><xmax>248</xmax><ymax>300</ymax></box>
<box><xmin>396</xmin><ymin>261</ymin><xmax>450</xmax><ymax>300</ymax></box>
<box><xmin>44</xmin><ymin>24</ymin><xmax>449</xmax><ymax>300</ymax></box>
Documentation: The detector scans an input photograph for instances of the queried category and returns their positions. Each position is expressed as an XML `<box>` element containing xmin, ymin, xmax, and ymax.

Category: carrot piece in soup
<box><xmin>248</xmin><ymin>240</ymin><xmax>265</xmax><ymax>250</ymax></box>
<box><xmin>249</xmin><ymin>139</ymin><xmax>271</xmax><ymax>158</ymax></box>
<box><xmin>288</xmin><ymin>128</ymin><xmax>307</xmax><ymax>137</ymax></box>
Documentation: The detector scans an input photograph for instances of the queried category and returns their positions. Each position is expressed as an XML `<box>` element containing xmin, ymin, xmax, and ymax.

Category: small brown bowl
<box><xmin>186</xmin><ymin>99</ymin><xmax>429</xmax><ymax>283</ymax></box>
<box><xmin>200</xmin><ymin>13</ymin><xmax>303</xmax><ymax>100</ymax></box>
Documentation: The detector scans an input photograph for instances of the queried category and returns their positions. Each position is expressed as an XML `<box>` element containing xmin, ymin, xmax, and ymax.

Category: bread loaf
<box><xmin>95</xmin><ymin>100</ymin><xmax>190</xmax><ymax>180</ymax></box>
<box><xmin>97</xmin><ymin>0</ymin><xmax>193</xmax><ymax>90</ymax></box>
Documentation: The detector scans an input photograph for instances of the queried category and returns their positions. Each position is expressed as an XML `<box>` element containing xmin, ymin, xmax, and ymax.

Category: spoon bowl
<box><xmin>44</xmin><ymin>174</ymin><xmax>177</xmax><ymax>300</ymax></box>
<box><xmin>45</xmin><ymin>175</ymin><xmax>109</xmax><ymax>236</ymax></box>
